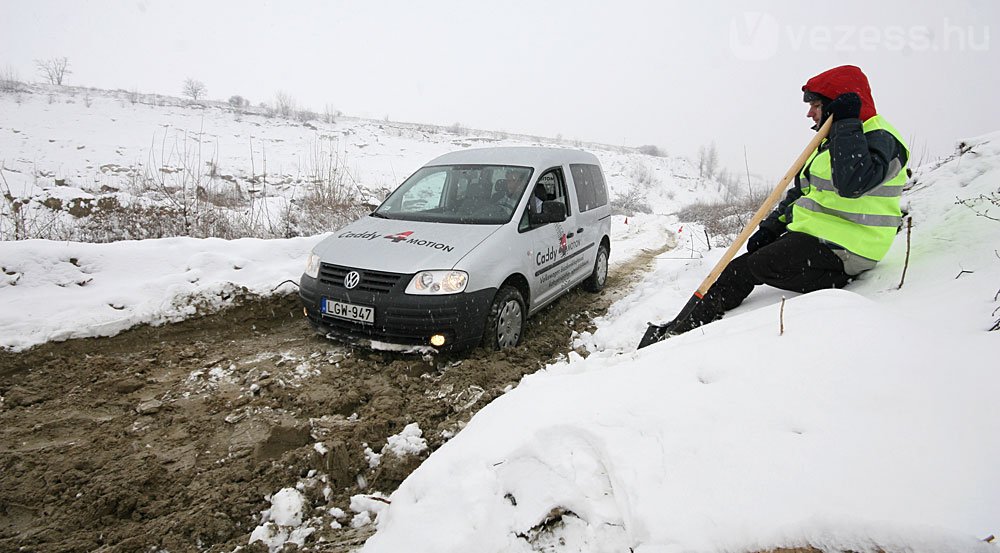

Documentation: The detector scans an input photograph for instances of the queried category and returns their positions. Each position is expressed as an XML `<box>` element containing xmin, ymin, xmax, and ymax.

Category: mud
<box><xmin>0</xmin><ymin>247</ymin><xmax>668</xmax><ymax>553</ymax></box>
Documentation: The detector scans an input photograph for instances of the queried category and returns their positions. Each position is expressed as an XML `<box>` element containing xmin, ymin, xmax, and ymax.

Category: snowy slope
<box><xmin>1</xmin><ymin>85</ymin><xmax>722</xmax><ymax>242</ymax></box>
<box><xmin>356</xmin><ymin>133</ymin><xmax>1000</xmax><ymax>553</ymax></box>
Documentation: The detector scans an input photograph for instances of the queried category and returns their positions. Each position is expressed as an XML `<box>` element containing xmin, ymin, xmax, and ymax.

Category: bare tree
<box><xmin>182</xmin><ymin>78</ymin><xmax>207</xmax><ymax>101</ymax></box>
<box><xmin>35</xmin><ymin>57</ymin><xmax>72</xmax><ymax>85</ymax></box>
<box><xmin>274</xmin><ymin>91</ymin><xmax>296</xmax><ymax>117</ymax></box>
<box><xmin>698</xmin><ymin>142</ymin><xmax>719</xmax><ymax>180</ymax></box>
<box><xmin>323</xmin><ymin>104</ymin><xmax>340</xmax><ymax>124</ymax></box>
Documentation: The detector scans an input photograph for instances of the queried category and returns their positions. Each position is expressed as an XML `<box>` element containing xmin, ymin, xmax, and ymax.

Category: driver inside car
<box><xmin>496</xmin><ymin>170</ymin><xmax>527</xmax><ymax>211</ymax></box>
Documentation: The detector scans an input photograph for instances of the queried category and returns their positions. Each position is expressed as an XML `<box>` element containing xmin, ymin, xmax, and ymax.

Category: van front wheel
<box><xmin>482</xmin><ymin>285</ymin><xmax>525</xmax><ymax>350</ymax></box>
<box><xmin>582</xmin><ymin>243</ymin><xmax>609</xmax><ymax>292</ymax></box>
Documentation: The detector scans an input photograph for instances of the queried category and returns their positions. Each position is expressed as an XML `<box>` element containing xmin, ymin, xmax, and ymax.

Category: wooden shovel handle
<box><xmin>694</xmin><ymin>117</ymin><xmax>833</xmax><ymax>297</ymax></box>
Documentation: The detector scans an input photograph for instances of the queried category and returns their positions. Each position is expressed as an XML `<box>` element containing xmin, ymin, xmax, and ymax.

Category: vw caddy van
<box><xmin>299</xmin><ymin>146</ymin><xmax>612</xmax><ymax>351</ymax></box>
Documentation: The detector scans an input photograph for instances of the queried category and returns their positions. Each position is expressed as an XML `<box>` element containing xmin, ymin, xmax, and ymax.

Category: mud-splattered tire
<box><xmin>482</xmin><ymin>285</ymin><xmax>525</xmax><ymax>350</ymax></box>
<box><xmin>582</xmin><ymin>242</ymin><xmax>609</xmax><ymax>292</ymax></box>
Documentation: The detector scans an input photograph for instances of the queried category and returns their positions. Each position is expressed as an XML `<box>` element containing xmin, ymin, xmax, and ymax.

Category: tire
<box><xmin>482</xmin><ymin>285</ymin><xmax>526</xmax><ymax>350</ymax></box>
<box><xmin>582</xmin><ymin>242</ymin><xmax>609</xmax><ymax>292</ymax></box>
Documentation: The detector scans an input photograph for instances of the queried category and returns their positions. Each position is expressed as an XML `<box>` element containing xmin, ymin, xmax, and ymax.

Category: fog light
<box><xmin>303</xmin><ymin>307</ymin><xmax>308</xmax><ymax>317</ymax></box>
<box><xmin>430</xmin><ymin>334</ymin><xmax>446</xmax><ymax>347</ymax></box>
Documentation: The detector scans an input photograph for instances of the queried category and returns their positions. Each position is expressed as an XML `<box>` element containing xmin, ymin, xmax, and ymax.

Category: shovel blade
<box><xmin>637</xmin><ymin>322</ymin><xmax>673</xmax><ymax>349</ymax></box>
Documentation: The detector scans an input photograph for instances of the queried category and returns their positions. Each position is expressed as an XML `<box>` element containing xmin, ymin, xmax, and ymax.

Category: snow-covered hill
<box><xmin>1</xmin><ymin>84</ymin><xmax>728</xmax><ymax>242</ymax></box>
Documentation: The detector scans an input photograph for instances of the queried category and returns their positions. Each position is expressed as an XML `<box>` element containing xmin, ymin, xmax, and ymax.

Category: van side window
<box><xmin>536</xmin><ymin>168</ymin><xmax>569</xmax><ymax>214</ymax></box>
<box><xmin>570</xmin><ymin>164</ymin><xmax>609</xmax><ymax>212</ymax></box>
<box><xmin>519</xmin><ymin>167</ymin><xmax>569</xmax><ymax>232</ymax></box>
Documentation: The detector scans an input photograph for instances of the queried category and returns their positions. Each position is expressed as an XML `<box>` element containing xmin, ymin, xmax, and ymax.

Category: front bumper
<box><xmin>299</xmin><ymin>265</ymin><xmax>495</xmax><ymax>351</ymax></box>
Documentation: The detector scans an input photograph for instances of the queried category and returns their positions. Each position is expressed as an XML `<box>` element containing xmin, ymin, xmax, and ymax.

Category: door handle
<box><xmin>577</xmin><ymin>228</ymin><xmax>584</xmax><ymax>233</ymax></box>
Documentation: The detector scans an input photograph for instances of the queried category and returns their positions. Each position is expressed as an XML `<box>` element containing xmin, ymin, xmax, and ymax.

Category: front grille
<box><xmin>318</xmin><ymin>263</ymin><xmax>404</xmax><ymax>293</ymax></box>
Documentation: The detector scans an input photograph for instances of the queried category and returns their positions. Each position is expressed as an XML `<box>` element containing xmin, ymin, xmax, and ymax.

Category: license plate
<box><xmin>322</xmin><ymin>299</ymin><xmax>375</xmax><ymax>324</ymax></box>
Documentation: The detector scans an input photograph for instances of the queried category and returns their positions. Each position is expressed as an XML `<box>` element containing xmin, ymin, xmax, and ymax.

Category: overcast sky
<box><xmin>3</xmin><ymin>0</ymin><xmax>997</xmax><ymax>179</ymax></box>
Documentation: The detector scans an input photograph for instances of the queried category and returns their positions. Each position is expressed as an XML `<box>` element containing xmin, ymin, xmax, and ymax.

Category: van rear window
<box><xmin>570</xmin><ymin>164</ymin><xmax>609</xmax><ymax>212</ymax></box>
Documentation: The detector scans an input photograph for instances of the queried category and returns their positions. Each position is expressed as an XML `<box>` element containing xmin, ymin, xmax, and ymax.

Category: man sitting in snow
<box><xmin>668</xmin><ymin>65</ymin><xmax>909</xmax><ymax>334</ymax></box>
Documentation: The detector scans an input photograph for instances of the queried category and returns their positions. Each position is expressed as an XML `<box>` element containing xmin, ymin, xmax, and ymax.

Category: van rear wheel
<box><xmin>482</xmin><ymin>285</ymin><xmax>525</xmax><ymax>350</ymax></box>
<box><xmin>582</xmin><ymin>243</ymin><xmax>609</xmax><ymax>292</ymax></box>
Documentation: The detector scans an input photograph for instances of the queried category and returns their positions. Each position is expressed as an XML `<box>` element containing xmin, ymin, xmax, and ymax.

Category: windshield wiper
<box><xmin>369</xmin><ymin>212</ymin><xmax>392</xmax><ymax>219</ymax></box>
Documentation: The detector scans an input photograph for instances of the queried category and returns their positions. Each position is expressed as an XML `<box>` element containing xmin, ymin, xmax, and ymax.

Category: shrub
<box><xmin>228</xmin><ymin>95</ymin><xmax>249</xmax><ymax>109</ymax></box>
<box><xmin>637</xmin><ymin>144</ymin><xmax>667</xmax><ymax>157</ymax></box>
<box><xmin>296</xmin><ymin>109</ymin><xmax>318</xmax><ymax>123</ymax></box>
<box><xmin>676</xmin><ymin>193</ymin><xmax>770</xmax><ymax>246</ymax></box>
<box><xmin>0</xmin><ymin>66</ymin><xmax>25</xmax><ymax>93</ymax></box>
<box><xmin>610</xmin><ymin>183</ymin><xmax>653</xmax><ymax>215</ymax></box>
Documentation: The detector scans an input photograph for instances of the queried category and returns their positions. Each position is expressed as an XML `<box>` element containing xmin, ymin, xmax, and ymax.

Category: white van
<box><xmin>299</xmin><ymin>146</ymin><xmax>612</xmax><ymax>351</ymax></box>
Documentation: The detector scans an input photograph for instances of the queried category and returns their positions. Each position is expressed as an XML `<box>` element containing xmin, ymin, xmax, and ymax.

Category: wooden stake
<box><xmin>897</xmin><ymin>216</ymin><xmax>912</xmax><ymax>290</ymax></box>
<box><xmin>779</xmin><ymin>296</ymin><xmax>786</xmax><ymax>336</ymax></box>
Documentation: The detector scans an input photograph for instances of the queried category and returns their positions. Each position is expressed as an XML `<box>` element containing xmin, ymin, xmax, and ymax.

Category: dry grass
<box><xmin>676</xmin><ymin>192</ymin><xmax>772</xmax><ymax>246</ymax></box>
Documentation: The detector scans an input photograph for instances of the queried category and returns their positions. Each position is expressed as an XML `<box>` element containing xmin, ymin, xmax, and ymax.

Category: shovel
<box><xmin>637</xmin><ymin>117</ymin><xmax>833</xmax><ymax>349</ymax></box>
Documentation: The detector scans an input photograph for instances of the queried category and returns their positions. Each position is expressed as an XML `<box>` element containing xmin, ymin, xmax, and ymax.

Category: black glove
<box><xmin>747</xmin><ymin>227</ymin><xmax>778</xmax><ymax>253</ymax></box>
<box><xmin>824</xmin><ymin>92</ymin><xmax>861</xmax><ymax>122</ymax></box>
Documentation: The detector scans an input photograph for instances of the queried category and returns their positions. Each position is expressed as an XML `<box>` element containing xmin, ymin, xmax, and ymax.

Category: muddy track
<box><xmin>0</xmin><ymin>244</ymin><xmax>670</xmax><ymax>553</ymax></box>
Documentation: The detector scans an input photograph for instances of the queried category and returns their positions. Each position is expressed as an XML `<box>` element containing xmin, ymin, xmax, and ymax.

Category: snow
<box><xmin>382</xmin><ymin>422</ymin><xmax>428</xmax><ymax>458</ymax></box>
<box><xmin>249</xmin><ymin>488</ymin><xmax>314</xmax><ymax>552</ymax></box>
<box><xmin>350</xmin><ymin>493</ymin><xmax>392</xmax><ymax>530</ymax></box>
<box><xmin>364</xmin><ymin>290</ymin><xmax>999</xmax><ymax>553</ymax></box>
<box><xmin>360</xmin><ymin>423</ymin><xmax>429</xmax><ymax>471</ymax></box>
<box><xmin>268</xmin><ymin>488</ymin><xmax>307</xmax><ymax>527</ymax></box>
<box><xmin>0</xmin><ymin>217</ymin><xmax>671</xmax><ymax>352</ymax></box>
<box><xmin>364</xmin><ymin>444</ymin><xmax>383</xmax><ymax>469</ymax></box>
<box><xmin>3</xmin><ymin>84</ymin><xmax>999</xmax><ymax>552</ymax></box>
<box><xmin>0</xmin><ymin>235</ymin><xmax>318</xmax><ymax>351</ymax></box>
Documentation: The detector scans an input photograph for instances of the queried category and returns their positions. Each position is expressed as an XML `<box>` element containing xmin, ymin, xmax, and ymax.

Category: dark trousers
<box><xmin>680</xmin><ymin>232</ymin><xmax>852</xmax><ymax>330</ymax></box>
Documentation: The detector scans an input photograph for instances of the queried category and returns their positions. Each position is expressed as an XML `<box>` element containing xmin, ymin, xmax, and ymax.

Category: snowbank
<box><xmin>0</xmin><ymin>236</ymin><xmax>321</xmax><ymax>350</ymax></box>
<box><xmin>359</xmin><ymin>133</ymin><xmax>1000</xmax><ymax>553</ymax></box>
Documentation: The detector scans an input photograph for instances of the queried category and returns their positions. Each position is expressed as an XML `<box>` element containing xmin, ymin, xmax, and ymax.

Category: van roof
<box><xmin>425</xmin><ymin>146</ymin><xmax>600</xmax><ymax>170</ymax></box>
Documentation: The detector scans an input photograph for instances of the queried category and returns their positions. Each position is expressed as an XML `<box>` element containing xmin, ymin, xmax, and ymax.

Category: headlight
<box><xmin>304</xmin><ymin>252</ymin><xmax>321</xmax><ymax>278</ymax></box>
<box><xmin>405</xmin><ymin>270</ymin><xmax>468</xmax><ymax>295</ymax></box>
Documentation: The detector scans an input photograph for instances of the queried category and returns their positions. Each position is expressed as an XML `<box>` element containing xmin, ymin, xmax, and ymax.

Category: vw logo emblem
<box><xmin>343</xmin><ymin>271</ymin><xmax>361</xmax><ymax>289</ymax></box>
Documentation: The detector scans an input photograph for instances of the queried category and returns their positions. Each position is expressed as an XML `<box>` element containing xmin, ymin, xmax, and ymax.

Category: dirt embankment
<box><xmin>0</xmin><ymin>247</ymin><xmax>668</xmax><ymax>553</ymax></box>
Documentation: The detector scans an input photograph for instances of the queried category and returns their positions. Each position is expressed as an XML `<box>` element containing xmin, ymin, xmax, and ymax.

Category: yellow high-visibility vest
<box><xmin>788</xmin><ymin>115</ymin><xmax>909</xmax><ymax>261</ymax></box>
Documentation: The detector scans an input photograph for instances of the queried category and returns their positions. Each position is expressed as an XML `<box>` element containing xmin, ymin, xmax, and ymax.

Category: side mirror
<box><xmin>528</xmin><ymin>201</ymin><xmax>566</xmax><ymax>224</ymax></box>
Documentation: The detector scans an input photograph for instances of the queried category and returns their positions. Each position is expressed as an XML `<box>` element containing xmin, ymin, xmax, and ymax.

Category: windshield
<box><xmin>373</xmin><ymin>165</ymin><xmax>534</xmax><ymax>224</ymax></box>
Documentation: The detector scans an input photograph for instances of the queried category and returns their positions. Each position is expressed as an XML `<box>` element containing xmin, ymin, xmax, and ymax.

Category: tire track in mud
<box><xmin>0</xmin><ymin>237</ymin><xmax>675</xmax><ymax>553</ymax></box>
